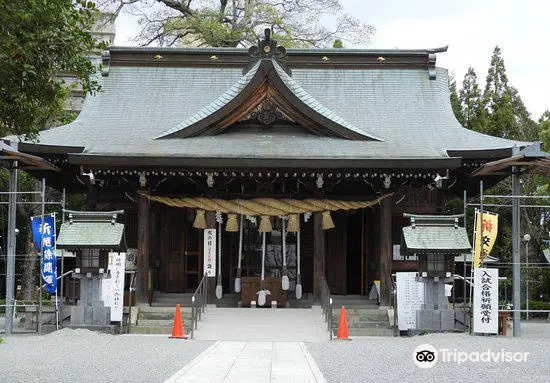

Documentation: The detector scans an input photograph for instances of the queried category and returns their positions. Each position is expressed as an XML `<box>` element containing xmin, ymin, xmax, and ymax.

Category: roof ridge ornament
<box><xmin>244</xmin><ymin>28</ymin><xmax>291</xmax><ymax>76</ymax></box>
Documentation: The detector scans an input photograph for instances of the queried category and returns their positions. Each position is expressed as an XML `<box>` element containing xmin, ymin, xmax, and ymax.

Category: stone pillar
<box><xmin>379</xmin><ymin>195</ymin><xmax>393</xmax><ymax>307</ymax></box>
<box><xmin>137</xmin><ymin>193</ymin><xmax>150</xmax><ymax>304</ymax></box>
<box><xmin>313</xmin><ymin>212</ymin><xmax>325</xmax><ymax>304</ymax></box>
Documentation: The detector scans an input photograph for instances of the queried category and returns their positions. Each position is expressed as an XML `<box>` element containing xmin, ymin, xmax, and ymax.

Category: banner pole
<box><xmin>38</xmin><ymin>178</ymin><xmax>45</xmax><ymax>334</ymax></box>
<box><xmin>463</xmin><ymin>190</ymin><xmax>467</xmax><ymax>307</ymax></box>
<box><xmin>61</xmin><ymin>189</ymin><xmax>65</xmax><ymax>302</ymax></box>
<box><xmin>469</xmin><ymin>208</ymin><xmax>478</xmax><ymax>309</ymax></box>
<box><xmin>480</xmin><ymin>180</ymin><xmax>484</xmax><ymax>267</ymax></box>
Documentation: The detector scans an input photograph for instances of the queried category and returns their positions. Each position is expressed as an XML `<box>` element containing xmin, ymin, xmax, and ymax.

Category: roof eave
<box><xmin>67</xmin><ymin>153</ymin><xmax>462</xmax><ymax>169</ymax></box>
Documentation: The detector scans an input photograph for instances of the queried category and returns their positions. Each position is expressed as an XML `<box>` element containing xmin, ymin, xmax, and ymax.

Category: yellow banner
<box><xmin>473</xmin><ymin>211</ymin><xmax>498</xmax><ymax>268</ymax></box>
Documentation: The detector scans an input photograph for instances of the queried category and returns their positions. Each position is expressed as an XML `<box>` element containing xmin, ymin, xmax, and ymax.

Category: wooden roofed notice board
<box><xmin>396</xmin><ymin>272</ymin><xmax>425</xmax><ymax>331</ymax></box>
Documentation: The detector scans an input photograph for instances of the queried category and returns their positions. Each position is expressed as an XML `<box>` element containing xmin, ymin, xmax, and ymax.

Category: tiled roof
<box><xmin>57</xmin><ymin>213</ymin><xmax>125</xmax><ymax>250</ymax></box>
<box><xmin>20</xmin><ymin>49</ymin><xmax>528</xmax><ymax>162</ymax></box>
<box><xmin>402</xmin><ymin>215</ymin><xmax>471</xmax><ymax>254</ymax></box>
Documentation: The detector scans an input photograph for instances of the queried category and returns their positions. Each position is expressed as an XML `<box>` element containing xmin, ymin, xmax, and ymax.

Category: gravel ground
<box><xmin>0</xmin><ymin>329</ymin><xmax>213</xmax><ymax>383</ymax></box>
<box><xmin>306</xmin><ymin>322</ymin><xmax>550</xmax><ymax>383</ymax></box>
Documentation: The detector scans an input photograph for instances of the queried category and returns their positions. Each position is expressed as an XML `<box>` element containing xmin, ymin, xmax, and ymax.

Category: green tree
<box><xmin>483</xmin><ymin>46</ymin><xmax>522</xmax><ymax>139</ymax></box>
<box><xmin>0</xmin><ymin>0</ymin><xmax>106</xmax><ymax>140</ymax></box>
<box><xmin>539</xmin><ymin>110</ymin><xmax>550</xmax><ymax>150</ymax></box>
<box><xmin>102</xmin><ymin>0</ymin><xmax>374</xmax><ymax>47</ymax></box>
<box><xmin>332</xmin><ymin>39</ymin><xmax>344</xmax><ymax>49</ymax></box>
<box><xmin>449</xmin><ymin>76</ymin><xmax>465</xmax><ymax>125</ymax></box>
<box><xmin>459</xmin><ymin>67</ymin><xmax>487</xmax><ymax>132</ymax></box>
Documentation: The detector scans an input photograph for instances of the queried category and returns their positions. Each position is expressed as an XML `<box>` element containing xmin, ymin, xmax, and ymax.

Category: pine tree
<box><xmin>459</xmin><ymin>67</ymin><xmax>487</xmax><ymax>132</ymax></box>
<box><xmin>483</xmin><ymin>46</ymin><xmax>518</xmax><ymax>138</ymax></box>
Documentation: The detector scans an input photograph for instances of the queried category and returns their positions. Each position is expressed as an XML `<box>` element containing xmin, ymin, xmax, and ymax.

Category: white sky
<box><xmin>114</xmin><ymin>0</ymin><xmax>549</xmax><ymax>119</ymax></box>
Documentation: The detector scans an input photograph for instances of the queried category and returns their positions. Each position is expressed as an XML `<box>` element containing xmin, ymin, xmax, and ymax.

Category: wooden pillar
<box><xmin>137</xmin><ymin>193</ymin><xmax>150</xmax><ymax>304</ymax></box>
<box><xmin>313</xmin><ymin>212</ymin><xmax>325</xmax><ymax>304</ymax></box>
<box><xmin>379</xmin><ymin>195</ymin><xmax>393</xmax><ymax>307</ymax></box>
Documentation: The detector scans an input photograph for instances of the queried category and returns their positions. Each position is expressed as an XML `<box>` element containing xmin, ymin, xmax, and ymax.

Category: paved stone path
<box><xmin>164</xmin><ymin>341</ymin><xmax>326</xmax><ymax>383</ymax></box>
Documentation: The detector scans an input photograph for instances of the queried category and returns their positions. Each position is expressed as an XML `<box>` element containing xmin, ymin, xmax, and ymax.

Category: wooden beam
<box><xmin>313</xmin><ymin>212</ymin><xmax>325</xmax><ymax>304</ymax></box>
<box><xmin>136</xmin><ymin>193</ymin><xmax>150</xmax><ymax>303</ymax></box>
<box><xmin>379</xmin><ymin>195</ymin><xmax>393</xmax><ymax>306</ymax></box>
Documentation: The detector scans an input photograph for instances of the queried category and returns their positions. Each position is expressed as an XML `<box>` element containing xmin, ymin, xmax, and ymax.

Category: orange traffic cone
<box><xmin>336</xmin><ymin>306</ymin><xmax>350</xmax><ymax>340</ymax></box>
<box><xmin>170</xmin><ymin>304</ymin><xmax>187</xmax><ymax>339</ymax></box>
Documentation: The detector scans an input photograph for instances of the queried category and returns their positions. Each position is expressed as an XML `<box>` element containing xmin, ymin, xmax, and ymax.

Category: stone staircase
<box><xmin>130</xmin><ymin>305</ymin><xmax>193</xmax><ymax>335</ymax></box>
<box><xmin>331</xmin><ymin>295</ymin><xmax>393</xmax><ymax>336</ymax></box>
<box><xmin>150</xmin><ymin>292</ymin><xmax>194</xmax><ymax>307</ymax></box>
<box><xmin>130</xmin><ymin>292</ymin><xmax>196</xmax><ymax>335</ymax></box>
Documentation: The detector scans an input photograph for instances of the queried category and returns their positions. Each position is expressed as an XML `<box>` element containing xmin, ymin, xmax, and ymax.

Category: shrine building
<box><xmin>12</xmin><ymin>30</ymin><xmax>527</xmax><ymax>309</ymax></box>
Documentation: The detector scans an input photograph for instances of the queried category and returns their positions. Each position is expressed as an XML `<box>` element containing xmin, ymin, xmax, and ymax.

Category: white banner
<box><xmin>473</xmin><ymin>267</ymin><xmax>499</xmax><ymax>334</ymax></box>
<box><xmin>203</xmin><ymin>229</ymin><xmax>216</xmax><ymax>277</ymax></box>
<box><xmin>396</xmin><ymin>272</ymin><xmax>425</xmax><ymax>331</ymax></box>
<box><xmin>102</xmin><ymin>252</ymin><xmax>126</xmax><ymax>322</ymax></box>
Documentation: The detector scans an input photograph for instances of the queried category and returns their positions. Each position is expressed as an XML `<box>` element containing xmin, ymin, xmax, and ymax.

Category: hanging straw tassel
<box><xmin>193</xmin><ymin>209</ymin><xmax>207</xmax><ymax>229</ymax></box>
<box><xmin>258</xmin><ymin>232</ymin><xmax>267</xmax><ymax>307</ymax></box>
<box><xmin>225</xmin><ymin>213</ymin><xmax>239</xmax><ymax>232</ymax></box>
<box><xmin>295</xmin><ymin>230</ymin><xmax>302</xmax><ymax>299</ymax></box>
<box><xmin>258</xmin><ymin>215</ymin><xmax>273</xmax><ymax>232</ymax></box>
<box><xmin>234</xmin><ymin>214</ymin><xmax>243</xmax><ymax>293</ymax></box>
<box><xmin>281</xmin><ymin>217</ymin><xmax>289</xmax><ymax>291</ymax></box>
<box><xmin>322</xmin><ymin>210</ymin><xmax>335</xmax><ymax>230</ymax></box>
<box><xmin>287</xmin><ymin>214</ymin><xmax>300</xmax><ymax>232</ymax></box>
<box><xmin>216</xmin><ymin>219</ymin><xmax>223</xmax><ymax>299</ymax></box>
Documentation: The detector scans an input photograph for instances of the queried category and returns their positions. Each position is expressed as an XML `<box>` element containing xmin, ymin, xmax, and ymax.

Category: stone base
<box><xmin>70</xmin><ymin>306</ymin><xmax>111</xmax><ymax>326</ymax></box>
<box><xmin>417</xmin><ymin>309</ymin><xmax>455</xmax><ymax>331</ymax></box>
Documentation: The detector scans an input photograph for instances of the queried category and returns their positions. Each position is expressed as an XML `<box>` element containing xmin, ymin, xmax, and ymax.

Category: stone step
<box><xmin>332</xmin><ymin>321</ymin><xmax>390</xmax><ymax>329</ymax></box>
<box><xmin>346</xmin><ymin>328</ymin><xmax>395</xmax><ymax>337</ymax></box>
<box><xmin>129</xmin><ymin>325</ymin><xmax>192</xmax><ymax>335</ymax></box>
<box><xmin>333</xmin><ymin>310</ymin><xmax>388</xmax><ymax>322</ymax></box>
<box><xmin>137</xmin><ymin>319</ymin><xmax>192</xmax><ymax>327</ymax></box>
<box><xmin>139</xmin><ymin>311</ymin><xmax>192</xmax><ymax>321</ymax></box>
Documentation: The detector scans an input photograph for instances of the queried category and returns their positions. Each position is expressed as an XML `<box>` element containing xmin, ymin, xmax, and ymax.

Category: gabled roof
<box><xmin>57</xmin><ymin>210</ymin><xmax>126</xmax><ymax>251</ymax></box>
<box><xmin>155</xmin><ymin>58</ymin><xmax>381</xmax><ymax>141</ymax></box>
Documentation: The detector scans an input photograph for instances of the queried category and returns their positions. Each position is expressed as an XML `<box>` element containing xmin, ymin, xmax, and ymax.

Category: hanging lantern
<box><xmin>322</xmin><ymin>210</ymin><xmax>335</xmax><ymax>230</ymax></box>
<box><xmin>287</xmin><ymin>214</ymin><xmax>300</xmax><ymax>232</ymax></box>
<box><xmin>258</xmin><ymin>215</ymin><xmax>273</xmax><ymax>232</ymax></box>
<box><xmin>192</xmin><ymin>209</ymin><xmax>207</xmax><ymax>229</ymax></box>
<box><xmin>225</xmin><ymin>213</ymin><xmax>239</xmax><ymax>232</ymax></box>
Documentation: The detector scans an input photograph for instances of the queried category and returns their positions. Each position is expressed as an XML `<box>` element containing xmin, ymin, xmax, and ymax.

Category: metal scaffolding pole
<box><xmin>5</xmin><ymin>165</ymin><xmax>18</xmax><ymax>335</ymax></box>
<box><xmin>511</xmin><ymin>166</ymin><xmax>521</xmax><ymax>336</ymax></box>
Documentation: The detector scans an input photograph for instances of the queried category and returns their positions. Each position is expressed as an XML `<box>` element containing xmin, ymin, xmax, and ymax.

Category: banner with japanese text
<box><xmin>30</xmin><ymin>213</ymin><xmax>57</xmax><ymax>294</ymax></box>
<box><xmin>474</xmin><ymin>210</ymin><xmax>498</xmax><ymax>268</ymax></box>
<box><xmin>473</xmin><ymin>267</ymin><xmax>499</xmax><ymax>334</ymax></box>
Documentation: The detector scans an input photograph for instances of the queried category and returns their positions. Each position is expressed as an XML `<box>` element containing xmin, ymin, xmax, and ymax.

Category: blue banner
<box><xmin>30</xmin><ymin>214</ymin><xmax>57</xmax><ymax>294</ymax></box>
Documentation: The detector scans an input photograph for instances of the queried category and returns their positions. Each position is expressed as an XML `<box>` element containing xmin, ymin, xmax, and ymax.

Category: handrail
<box><xmin>37</xmin><ymin>270</ymin><xmax>74</xmax><ymax>291</ymax></box>
<box><xmin>391</xmin><ymin>276</ymin><xmax>398</xmax><ymax>337</ymax></box>
<box><xmin>319</xmin><ymin>275</ymin><xmax>333</xmax><ymax>340</ymax></box>
<box><xmin>190</xmin><ymin>273</ymin><xmax>208</xmax><ymax>339</ymax></box>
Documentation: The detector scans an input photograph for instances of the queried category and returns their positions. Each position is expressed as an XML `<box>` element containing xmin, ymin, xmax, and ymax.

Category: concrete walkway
<box><xmin>164</xmin><ymin>341</ymin><xmax>326</xmax><ymax>383</ymax></box>
<box><xmin>193</xmin><ymin>306</ymin><xmax>328</xmax><ymax>342</ymax></box>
